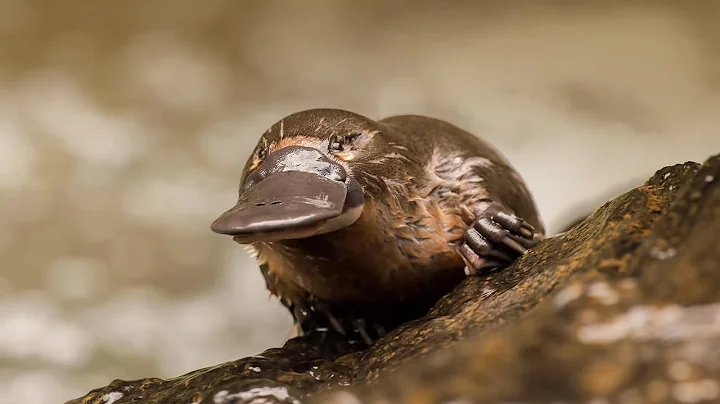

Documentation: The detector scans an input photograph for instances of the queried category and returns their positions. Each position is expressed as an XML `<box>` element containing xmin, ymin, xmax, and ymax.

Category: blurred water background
<box><xmin>1</xmin><ymin>1</ymin><xmax>719</xmax><ymax>402</ymax></box>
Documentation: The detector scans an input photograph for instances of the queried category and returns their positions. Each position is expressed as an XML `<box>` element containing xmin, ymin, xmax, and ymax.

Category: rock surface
<box><xmin>67</xmin><ymin>153</ymin><xmax>720</xmax><ymax>404</ymax></box>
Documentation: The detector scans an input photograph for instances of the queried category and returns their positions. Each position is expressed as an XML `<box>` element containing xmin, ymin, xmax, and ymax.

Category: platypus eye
<box><xmin>256</xmin><ymin>147</ymin><xmax>268</xmax><ymax>160</ymax></box>
<box><xmin>329</xmin><ymin>140</ymin><xmax>344</xmax><ymax>152</ymax></box>
<box><xmin>328</xmin><ymin>133</ymin><xmax>362</xmax><ymax>153</ymax></box>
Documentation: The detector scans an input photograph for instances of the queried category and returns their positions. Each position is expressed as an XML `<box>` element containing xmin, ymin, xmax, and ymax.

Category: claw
<box><xmin>460</xmin><ymin>201</ymin><xmax>539</xmax><ymax>275</ymax></box>
<box><xmin>492</xmin><ymin>211</ymin><xmax>533</xmax><ymax>236</ymax></box>
<box><xmin>353</xmin><ymin>319</ymin><xmax>373</xmax><ymax>346</ymax></box>
<box><xmin>293</xmin><ymin>295</ymin><xmax>387</xmax><ymax>346</ymax></box>
<box><xmin>498</xmin><ymin>235</ymin><xmax>528</xmax><ymax>255</ymax></box>
<box><xmin>327</xmin><ymin>313</ymin><xmax>346</xmax><ymax>335</ymax></box>
<box><xmin>374</xmin><ymin>325</ymin><xmax>386</xmax><ymax>338</ymax></box>
<box><xmin>312</xmin><ymin>300</ymin><xmax>347</xmax><ymax>335</ymax></box>
<box><xmin>518</xmin><ymin>226</ymin><xmax>533</xmax><ymax>239</ymax></box>
<box><xmin>460</xmin><ymin>243</ymin><xmax>485</xmax><ymax>270</ymax></box>
<box><xmin>492</xmin><ymin>212</ymin><xmax>536</xmax><ymax>241</ymax></box>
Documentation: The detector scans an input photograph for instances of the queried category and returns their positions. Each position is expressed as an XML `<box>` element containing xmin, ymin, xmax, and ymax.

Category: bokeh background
<box><xmin>1</xmin><ymin>1</ymin><xmax>719</xmax><ymax>402</ymax></box>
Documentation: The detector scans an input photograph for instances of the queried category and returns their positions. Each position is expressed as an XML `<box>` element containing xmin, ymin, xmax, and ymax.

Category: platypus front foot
<box><xmin>459</xmin><ymin>202</ymin><xmax>540</xmax><ymax>275</ymax></box>
<box><xmin>291</xmin><ymin>296</ymin><xmax>386</xmax><ymax>346</ymax></box>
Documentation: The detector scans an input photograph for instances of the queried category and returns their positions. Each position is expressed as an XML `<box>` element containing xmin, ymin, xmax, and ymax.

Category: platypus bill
<box><xmin>211</xmin><ymin>108</ymin><xmax>545</xmax><ymax>345</ymax></box>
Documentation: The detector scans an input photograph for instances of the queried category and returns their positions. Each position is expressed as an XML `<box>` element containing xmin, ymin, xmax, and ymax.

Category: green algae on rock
<box><xmin>67</xmin><ymin>153</ymin><xmax>720</xmax><ymax>404</ymax></box>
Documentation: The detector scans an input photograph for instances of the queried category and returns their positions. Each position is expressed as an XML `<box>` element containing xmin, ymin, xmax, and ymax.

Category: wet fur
<box><xmin>239</xmin><ymin>109</ymin><xmax>544</xmax><ymax>329</ymax></box>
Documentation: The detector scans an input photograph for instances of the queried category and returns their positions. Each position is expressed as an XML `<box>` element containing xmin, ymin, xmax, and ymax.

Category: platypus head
<box><xmin>211</xmin><ymin>109</ymin><xmax>403</xmax><ymax>244</ymax></box>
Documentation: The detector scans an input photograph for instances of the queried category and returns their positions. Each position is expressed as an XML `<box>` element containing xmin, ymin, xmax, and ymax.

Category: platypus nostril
<box><xmin>254</xmin><ymin>202</ymin><xmax>266</xmax><ymax>206</ymax></box>
<box><xmin>271</xmin><ymin>200</ymin><xmax>283</xmax><ymax>205</ymax></box>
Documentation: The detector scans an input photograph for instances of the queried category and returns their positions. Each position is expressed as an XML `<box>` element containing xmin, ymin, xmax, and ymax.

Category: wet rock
<box><xmin>67</xmin><ymin>153</ymin><xmax>720</xmax><ymax>404</ymax></box>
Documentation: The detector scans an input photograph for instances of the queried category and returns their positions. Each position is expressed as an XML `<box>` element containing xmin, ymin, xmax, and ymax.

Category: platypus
<box><xmin>211</xmin><ymin>109</ymin><xmax>545</xmax><ymax>344</ymax></box>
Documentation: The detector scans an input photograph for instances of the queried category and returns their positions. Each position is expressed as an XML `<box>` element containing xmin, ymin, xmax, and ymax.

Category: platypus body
<box><xmin>211</xmin><ymin>109</ymin><xmax>545</xmax><ymax>344</ymax></box>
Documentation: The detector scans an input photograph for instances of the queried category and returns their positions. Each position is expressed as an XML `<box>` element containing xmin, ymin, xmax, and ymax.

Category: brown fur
<box><xmin>235</xmin><ymin>109</ymin><xmax>544</xmax><ymax>315</ymax></box>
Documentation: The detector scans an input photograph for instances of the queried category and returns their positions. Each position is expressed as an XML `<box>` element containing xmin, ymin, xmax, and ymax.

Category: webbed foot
<box><xmin>459</xmin><ymin>202</ymin><xmax>541</xmax><ymax>275</ymax></box>
<box><xmin>290</xmin><ymin>296</ymin><xmax>386</xmax><ymax>346</ymax></box>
